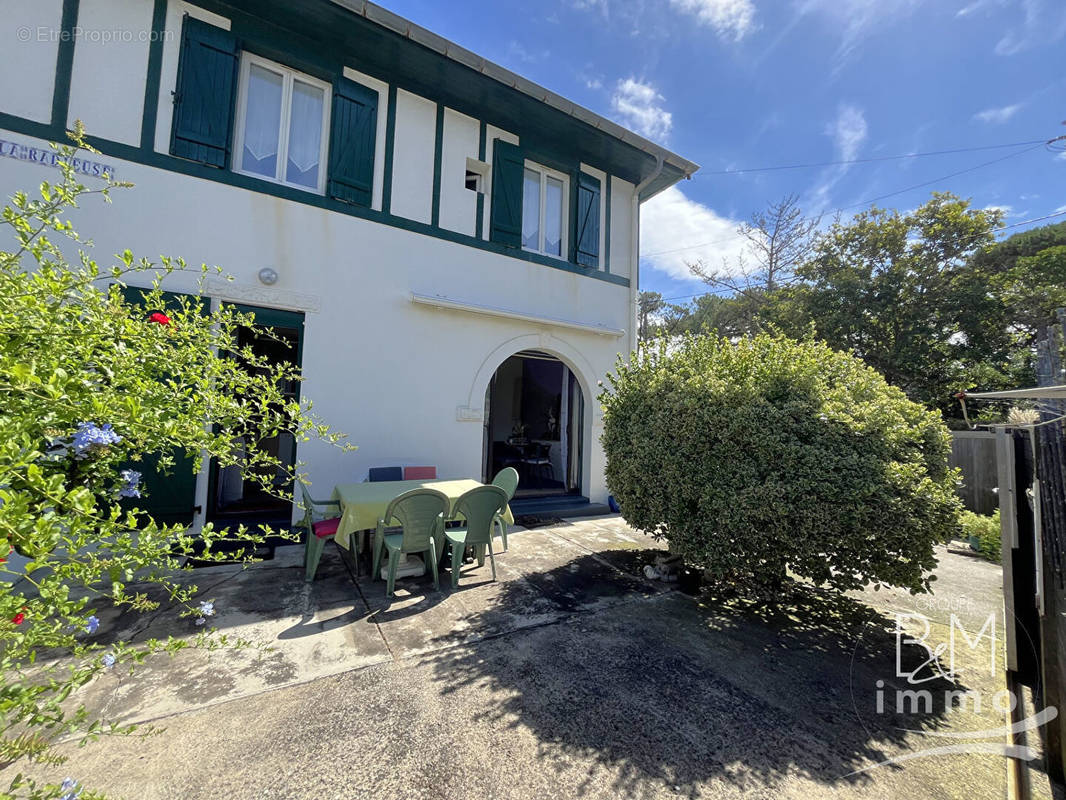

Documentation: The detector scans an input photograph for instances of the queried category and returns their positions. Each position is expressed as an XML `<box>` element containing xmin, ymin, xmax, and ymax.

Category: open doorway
<box><xmin>206</xmin><ymin>304</ymin><xmax>304</xmax><ymax>535</ymax></box>
<box><xmin>483</xmin><ymin>350</ymin><xmax>584</xmax><ymax>498</ymax></box>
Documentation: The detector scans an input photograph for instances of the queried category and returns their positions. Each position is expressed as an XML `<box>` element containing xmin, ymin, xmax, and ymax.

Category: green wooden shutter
<box><xmin>170</xmin><ymin>16</ymin><xmax>239</xmax><ymax>168</ymax></box>
<box><xmin>573</xmin><ymin>171</ymin><xmax>601</xmax><ymax>267</ymax></box>
<box><xmin>327</xmin><ymin>78</ymin><xmax>378</xmax><ymax>206</ymax></box>
<box><xmin>490</xmin><ymin>140</ymin><xmax>524</xmax><ymax>247</ymax></box>
<box><xmin>118</xmin><ymin>286</ymin><xmax>206</xmax><ymax>526</ymax></box>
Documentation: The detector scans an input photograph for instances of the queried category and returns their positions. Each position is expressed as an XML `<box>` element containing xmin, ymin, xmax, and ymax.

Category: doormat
<box><xmin>514</xmin><ymin>515</ymin><xmax>570</xmax><ymax>530</ymax></box>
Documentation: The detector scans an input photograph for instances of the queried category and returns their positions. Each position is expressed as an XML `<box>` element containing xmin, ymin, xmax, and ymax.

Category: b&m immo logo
<box><xmin>848</xmin><ymin>599</ymin><xmax>1056</xmax><ymax>775</ymax></box>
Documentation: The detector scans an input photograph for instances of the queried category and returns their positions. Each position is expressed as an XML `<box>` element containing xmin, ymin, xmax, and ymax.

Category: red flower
<box><xmin>11</xmin><ymin>612</ymin><xmax>24</xmax><ymax>625</ymax></box>
<box><xmin>148</xmin><ymin>312</ymin><xmax>171</xmax><ymax>326</ymax></box>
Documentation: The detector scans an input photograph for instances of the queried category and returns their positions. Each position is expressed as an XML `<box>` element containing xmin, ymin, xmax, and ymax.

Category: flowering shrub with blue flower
<box><xmin>0</xmin><ymin>129</ymin><xmax>353</xmax><ymax>798</ymax></box>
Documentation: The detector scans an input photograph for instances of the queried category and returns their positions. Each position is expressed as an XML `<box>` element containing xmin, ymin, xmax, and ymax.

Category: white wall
<box><xmin>0</xmin><ymin>0</ymin><xmax>64</xmax><ymax>123</ymax></box>
<box><xmin>389</xmin><ymin>89</ymin><xmax>435</xmax><ymax>224</ymax></box>
<box><xmin>154</xmin><ymin>1</ymin><xmax>231</xmax><ymax>154</ymax></box>
<box><xmin>438</xmin><ymin>107</ymin><xmax>479</xmax><ymax>236</ymax></box>
<box><xmin>0</xmin><ymin>131</ymin><xmax>626</xmax><ymax>521</ymax></box>
<box><xmin>609</xmin><ymin>176</ymin><xmax>634</xmax><ymax>280</ymax></box>
<box><xmin>67</xmin><ymin>0</ymin><xmax>154</xmax><ymax>145</ymax></box>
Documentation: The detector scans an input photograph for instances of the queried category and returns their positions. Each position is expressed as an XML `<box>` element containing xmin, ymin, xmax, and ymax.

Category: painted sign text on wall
<box><xmin>0</xmin><ymin>138</ymin><xmax>116</xmax><ymax>179</ymax></box>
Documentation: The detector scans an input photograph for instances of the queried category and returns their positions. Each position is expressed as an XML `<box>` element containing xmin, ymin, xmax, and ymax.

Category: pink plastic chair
<box><xmin>404</xmin><ymin>466</ymin><xmax>437</xmax><ymax>480</ymax></box>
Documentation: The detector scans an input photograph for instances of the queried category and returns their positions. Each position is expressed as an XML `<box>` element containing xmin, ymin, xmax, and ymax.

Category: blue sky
<box><xmin>383</xmin><ymin>0</ymin><xmax>1065</xmax><ymax>302</ymax></box>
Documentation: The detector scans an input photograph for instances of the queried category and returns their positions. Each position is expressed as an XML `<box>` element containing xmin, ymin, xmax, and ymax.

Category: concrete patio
<box><xmin>7</xmin><ymin>516</ymin><xmax>1053</xmax><ymax>799</ymax></box>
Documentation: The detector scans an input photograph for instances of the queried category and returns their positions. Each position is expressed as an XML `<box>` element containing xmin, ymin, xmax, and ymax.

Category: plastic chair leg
<box><xmin>305</xmin><ymin>535</ymin><xmax>327</xmax><ymax>582</ymax></box>
<box><xmin>386</xmin><ymin>548</ymin><xmax>399</xmax><ymax>596</ymax></box>
<box><xmin>371</xmin><ymin>536</ymin><xmax>383</xmax><ymax>581</ymax></box>
<box><xmin>451</xmin><ymin>542</ymin><xmax>463</xmax><ymax>588</ymax></box>
<box><xmin>495</xmin><ymin>517</ymin><xmax>509</xmax><ymax>551</ymax></box>
<box><xmin>487</xmin><ymin>537</ymin><xmax>497</xmax><ymax>582</ymax></box>
<box><xmin>427</xmin><ymin>545</ymin><xmax>439</xmax><ymax>591</ymax></box>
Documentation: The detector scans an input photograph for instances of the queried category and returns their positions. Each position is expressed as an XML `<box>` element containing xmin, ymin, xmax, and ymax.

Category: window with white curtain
<box><xmin>522</xmin><ymin>162</ymin><xmax>568</xmax><ymax>258</ymax></box>
<box><xmin>234</xmin><ymin>54</ymin><xmax>330</xmax><ymax>193</ymax></box>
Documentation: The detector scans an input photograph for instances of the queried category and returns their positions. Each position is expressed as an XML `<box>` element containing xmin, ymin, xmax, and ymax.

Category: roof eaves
<box><xmin>332</xmin><ymin>0</ymin><xmax>700</xmax><ymax>178</ymax></box>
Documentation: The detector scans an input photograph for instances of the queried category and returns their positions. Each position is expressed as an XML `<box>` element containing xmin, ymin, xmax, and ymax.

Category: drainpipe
<box><xmin>630</xmin><ymin>155</ymin><xmax>663</xmax><ymax>358</ymax></box>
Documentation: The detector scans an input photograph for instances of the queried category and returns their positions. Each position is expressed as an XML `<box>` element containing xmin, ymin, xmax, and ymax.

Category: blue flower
<box><xmin>71</xmin><ymin>422</ymin><xmax>122</xmax><ymax>459</ymax></box>
<box><xmin>118</xmin><ymin>469</ymin><xmax>141</xmax><ymax>499</ymax></box>
<box><xmin>198</xmin><ymin>600</ymin><xmax>215</xmax><ymax>617</ymax></box>
<box><xmin>59</xmin><ymin>777</ymin><xmax>80</xmax><ymax>800</ymax></box>
<box><xmin>194</xmin><ymin>617</ymin><xmax>206</xmax><ymax>626</ymax></box>
<box><xmin>101</xmin><ymin>652</ymin><xmax>115</xmax><ymax>668</ymax></box>
<box><xmin>85</xmin><ymin>615</ymin><xmax>99</xmax><ymax>634</ymax></box>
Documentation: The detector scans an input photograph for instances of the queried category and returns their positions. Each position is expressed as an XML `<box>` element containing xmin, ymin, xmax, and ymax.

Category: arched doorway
<box><xmin>482</xmin><ymin>350</ymin><xmax>585</xmax><ymax>498</ymax></box>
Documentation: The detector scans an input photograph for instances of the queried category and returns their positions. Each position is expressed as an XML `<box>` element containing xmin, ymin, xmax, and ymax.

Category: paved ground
<box><xmin>4</xmin><ymin>517</ymin><xmax>1053</xmax><ymax>799</ymax></box>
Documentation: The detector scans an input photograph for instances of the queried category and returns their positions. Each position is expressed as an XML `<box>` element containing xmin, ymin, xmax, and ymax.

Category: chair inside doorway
<box><xmin>483</xmin><ymin>351</ymin><xmax>583</xmax><ymax>499</ymax></box>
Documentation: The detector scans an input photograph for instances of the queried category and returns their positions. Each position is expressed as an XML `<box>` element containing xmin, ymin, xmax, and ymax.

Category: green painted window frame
<box><xmin>521</xmin><ymin>159</ymin><xmax>570</xmax><ymax>261</ymax></box>
<box><xmin>231</xmin><ymin>51</ymin><xmax>333</xmax><ymax>194</ymax></box>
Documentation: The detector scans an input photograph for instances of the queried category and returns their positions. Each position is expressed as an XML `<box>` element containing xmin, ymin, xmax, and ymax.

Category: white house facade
<box><xmin>0</xmin><ymin>0</ymin><xmax>698</xmax><ymax>531</ymax></box>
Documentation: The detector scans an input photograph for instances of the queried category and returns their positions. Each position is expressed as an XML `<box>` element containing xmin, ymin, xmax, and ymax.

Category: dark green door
<box><xmin>118</xmin><ymin>287</ymin><xmax>204</xmax><ymax>526</ymax></box>
<box><xmin>206</xmin><ymin>304</ymin><xmax>305</xmax><ymax>532</ymax></box>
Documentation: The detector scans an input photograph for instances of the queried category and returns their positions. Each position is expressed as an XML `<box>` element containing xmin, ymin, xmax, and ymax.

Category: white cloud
<box><xmin>585</xmin><ymin>77</ymin><xmax>603</xmax><ymax>90</ymax></box>
<box><xmin>1057</xmin><ymin>151</ymin><xmax>1066</xmax><ymax>162</ymax></box>
<box><xmin>952</xmin><ymin>0</ymin><xmax>1066</xmax><ymax>53</ymax></box>
<box><xmin>995</xmin><ymin>0</ymin><xmax>1066</xmax><ymax>55</ymax></box>
<box><xmin>611</xmin><ymin>78</ymin><xmax>673</xmax><ymax>142</ymax></box>
<box><xmin>669</xmin><ymin>0</ymin><xmax>757</xmax><ymax>41</ymax></box>
<box><xmin>809</xmin><ymin>104</ymin><xmax>867</xmax><ymax>210</ymax></box>
<box><xmin>828</xmin><ymin>104</ymin><xmax>868</xmax><ymax>161</ymax></box>
<box><xmin>505</xmin><ymin>42</ymin><xmax>551</xmax><ymax>64</ymax></box>
<box><xmin>984</xmin><ymin>204</ymin><xmax>1013</xmax><ymax>217</ymax></box>
<box><xmin>640</xmin><ymin>187</ymin><xmax>747</xmax><ymax>282</ymax></box>
<box><xmin>956</xmin><ymin>0</ymin><xmax>995</xmax><ymax>17</ymax></box>
<box><xmin>793</xmin><ymin>0</ymin><xmax>923</xmax><ymax>71</ymax></box>
<box><xmin>572</xmin><ymin>0</ymin><xmax>609</xmax><ymax>16</ymax></box>
<box><xmin>973</xmin><ymin>103</ymin><xmax>1022</xmax><ymax>123</ymax></box>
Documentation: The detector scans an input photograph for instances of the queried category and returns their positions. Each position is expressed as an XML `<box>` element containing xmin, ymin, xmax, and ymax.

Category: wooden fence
<box><xmin>950</xmin><ymin>430</ymin><xmax>998</xmax><ymax>514</ymax></box>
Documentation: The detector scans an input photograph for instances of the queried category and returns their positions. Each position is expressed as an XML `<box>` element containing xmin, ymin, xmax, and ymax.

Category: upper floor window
<box><xmin>233</xmin><ymin>54</ymin><xmax>331</xmax><ymax>193</ymax></box>
<box><xmin>490</xmin><ymin>141</ymin><xmax>601</xmax><ymax>269</ymax></box>
<box><xmin>522</xmin><ymin>162</ymin><xmax>568</xmax><ymax>258</ymax></box>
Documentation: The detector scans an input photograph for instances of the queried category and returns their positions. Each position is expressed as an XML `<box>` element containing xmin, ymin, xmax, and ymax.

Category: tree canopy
<box><xmin>645</xmin><ymin>192</ymin><xmax>1066</xmax><ymax>419</ymax></box>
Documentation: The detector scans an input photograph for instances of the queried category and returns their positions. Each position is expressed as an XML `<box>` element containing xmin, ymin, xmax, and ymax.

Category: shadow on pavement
<box><xmin>424</xmin><ymin>552</ymin><xmax>969</xmax><ymax>797</ymax></box>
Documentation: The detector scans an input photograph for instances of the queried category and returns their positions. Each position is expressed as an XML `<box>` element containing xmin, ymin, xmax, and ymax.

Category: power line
<box><xmin>654</xmin><ymin>207</ymin><xmax>1066</xmax><ymax>303</ymax></box>
<box><xmin>642</xmin><ymin>143</ymin><xmax>1047</xmax><ymax>258</ymax></box>
<box><xmin>699</xmin><ymin>138</ymin><xmax>1047</xmax><ymax>175</ymax></box>
<box><xmin>835</xmin><ymin>143</ymin><xmax>1044</xmax><ymax>211</ymax></box>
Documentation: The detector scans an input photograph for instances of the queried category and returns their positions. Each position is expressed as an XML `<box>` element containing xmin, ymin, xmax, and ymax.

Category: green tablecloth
<box><xmin>331</xmin><ymin>478</ymin><xmax>515</xmax><ymax>550</ymax></box>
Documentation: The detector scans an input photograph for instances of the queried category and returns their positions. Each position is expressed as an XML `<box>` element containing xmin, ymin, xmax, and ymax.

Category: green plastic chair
<box><xmin>490</xmin><ymin>467</ymin><xmax>519</xmax><ymax>551</ymax></box>
<box><xmin>297</xmin><ymin>481</ymin><xmax>342</xmax><ymax>582</ymax></box>
<box><xmin>446</xmin><ymin>485</ymin><xmax>508</xmax><ymax>588</ymax></box>
<box><xmin>371</xmin><ymin>488</ymin><xmax>449</xmax><ymax>596</ymax></box>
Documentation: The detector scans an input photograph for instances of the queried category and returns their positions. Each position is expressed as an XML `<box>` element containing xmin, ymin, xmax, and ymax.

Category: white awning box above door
<box><xmin>410</xmin><ymin>291</ymin><xmax>625</xmax><ymax>338</ymax></box>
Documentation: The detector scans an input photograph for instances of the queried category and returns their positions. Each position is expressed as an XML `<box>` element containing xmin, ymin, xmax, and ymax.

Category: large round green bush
<box><xmin>600</xmin><ymin>333</ymin><xmax>960</xmax><ymax>594</ymax></box>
